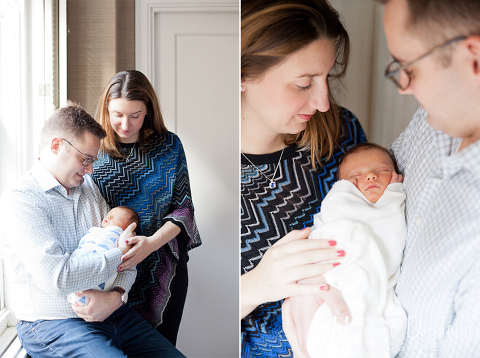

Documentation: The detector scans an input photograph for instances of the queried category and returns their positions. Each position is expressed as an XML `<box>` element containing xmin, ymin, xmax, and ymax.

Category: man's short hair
<box><xmin>40</xmin><ymin>103</ymin><xmax>106</xmax><ymax>148</ymax></box>
<box><xmin>375</xmin><ymin>0</ymin><xmax>480</xmax><ymax>47</ymax></box>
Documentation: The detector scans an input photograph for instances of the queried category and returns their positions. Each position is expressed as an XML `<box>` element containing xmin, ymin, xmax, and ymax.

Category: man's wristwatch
<box><xmin>111</xmin><ymin>287</ymin><xmax>126</xmax><ymax>304</ymax></box>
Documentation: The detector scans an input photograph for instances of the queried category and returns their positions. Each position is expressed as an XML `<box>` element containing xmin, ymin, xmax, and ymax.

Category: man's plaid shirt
<box><xmin>391</xmin><ymin>108</ymin><xmax>480</xmax><ymax>357</ymax></box>
<box><xmin>0</xmin><ymin>160</ymin><xmax>135</xmax><ymax>321</ymax></box>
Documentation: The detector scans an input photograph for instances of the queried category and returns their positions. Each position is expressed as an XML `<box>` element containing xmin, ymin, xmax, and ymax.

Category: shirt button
<box><xmin>415</xmin><ymin>217</ymin><xmax>423</xmax><ymax>225</ymax></box>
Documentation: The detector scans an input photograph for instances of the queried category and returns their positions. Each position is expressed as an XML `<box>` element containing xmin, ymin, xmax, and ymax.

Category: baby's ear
<box><xmin>389</xmin><ymin>171</ymin><xmax>403</xmax><ymax>184</ymax></box>
<box><xmin>102</xmin><ymin>215</ymin><xmax>112</xmax><ymax>228</ymax></box>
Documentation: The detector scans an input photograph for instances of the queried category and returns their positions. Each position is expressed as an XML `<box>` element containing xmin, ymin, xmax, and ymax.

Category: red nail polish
<box><xmin>118</xmin><ymin>267</ymin><xmax>122</xmax><ymax>271</ymax></box>
<box><xmin>328</xmin><ymin>240</ymin><xmax>337</xmax><ymax>246</ymax></box>
<box><xmin>337</xmin><ymin>250</ymin><xmax>345</xmax><ymax>257</ymax></box>
<box><xmin>301</xmin><ymin>227</ymin><xmax>308</xmax><ymax>231</ymax></box>
<box><xmin>333</xmin><ymin>263</ymin><xmax>340</xmax><ymax>267</ymax></box>
<box><xmin>320</xmin><ymin>285</ymin><xmax>328</xmax><ymax>291</ymax></box>
<box><xmin>125</xmin><ymin>240</ymin><xmax>129</xmax><ymax>244</ymax></box>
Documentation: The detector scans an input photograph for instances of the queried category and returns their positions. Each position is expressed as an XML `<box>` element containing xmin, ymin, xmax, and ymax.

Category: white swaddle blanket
<box><xmin>307</xmin><ymin>180</ymin><xmax>407</xmax><ymax>358</ymax></box>
<box><xmin>67</xmin><ymin>226</ymin><xmax>121</xmax><ymax>306</ymax></box>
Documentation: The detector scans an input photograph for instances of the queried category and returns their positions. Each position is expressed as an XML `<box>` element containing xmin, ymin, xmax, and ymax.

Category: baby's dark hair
<box><xmin>116</xmin><ymin>206</ymin><xmax>140</xmax><ymax>225</ymax></box>
<box><xmin>337</xmin><ymin>143</ymin><xmax>398</xmax><ymax>180</ymax></box>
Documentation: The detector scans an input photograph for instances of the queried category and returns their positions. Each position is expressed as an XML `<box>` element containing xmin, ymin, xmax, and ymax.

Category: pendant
<box><xmin>269</xmin><ymin>181</ymin><xmax>276</xmax><ymax>189</ymax></box>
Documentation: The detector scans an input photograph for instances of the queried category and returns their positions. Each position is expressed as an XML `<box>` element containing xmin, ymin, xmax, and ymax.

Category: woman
<box><xmin>240</xmin><ymin>0</ymin><xmax>367</xmax><ymax>356</ymax></box>
<box><xmin>91</xmin><ymin>70</ymin><xmax>201</xmax><ymax>345</ymax></box>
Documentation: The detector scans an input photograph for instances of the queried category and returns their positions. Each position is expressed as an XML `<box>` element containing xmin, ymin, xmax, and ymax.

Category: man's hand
<box><xmin>71</xmin><ymin>290</ymin><xmax>123</xmax><ymax>322</ymax></box>
<box><xmin>283</xmin><ymin>293</ymin><xmax>325</xmax><ymax>358</ymax></box>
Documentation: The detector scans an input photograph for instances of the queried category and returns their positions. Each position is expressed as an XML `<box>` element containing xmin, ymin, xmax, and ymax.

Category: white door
<box><xmin>136</xmin><ymin>1</ymin><xmax>239</xmax><ymax>357</ymax></box>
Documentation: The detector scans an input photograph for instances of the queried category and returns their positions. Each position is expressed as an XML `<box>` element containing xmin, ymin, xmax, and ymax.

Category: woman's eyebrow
<box><xmin>111</xmin><ymin>110</ymin><xmax>143</xmax><ymax>115</ymax></box>
<box><xmin>296</xmin><ymin>74</ymin><xmax>319</xmax><ymax>78</ymax></box>
<box><xmin>296</xmin><ymin>65</ymin><xmax>335</xmax><ymax>78</ymax></box>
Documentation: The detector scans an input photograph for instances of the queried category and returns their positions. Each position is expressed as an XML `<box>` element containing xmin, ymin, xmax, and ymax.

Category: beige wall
<box><xmin>329</xmin><ymin>0</ymin><xmax>376</xmax><ymax>137</ymax></box>
<box><xmin>67</xmin><ymin>0</ymin><xmax>135</xmax><ymax>116</ymax></box>
<box><xmin>329</xmin><ymin>0</ymin><xmax>419</xmax><ymax>146</ymax></box>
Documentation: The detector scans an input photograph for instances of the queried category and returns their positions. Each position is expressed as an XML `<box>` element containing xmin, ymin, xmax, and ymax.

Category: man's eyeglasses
<box><xmin>61</xmin><ymin>138</ymin><xmax>98</xmax><ymax>167</ymax></box>
<box><xmin>384</xmin><ymin>35</ymin><xmax>467</xmax><ymax>90</ymax></box>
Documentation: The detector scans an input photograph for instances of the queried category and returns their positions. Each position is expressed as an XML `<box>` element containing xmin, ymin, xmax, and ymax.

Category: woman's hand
<box><xmin>117</xmin><ymin>222</ymin><xmax>137</xmax><ymax>255</ymax></box>
<box><xmin>119</xmin><ymin>235</ymin><xmax>154</xmax><ymax>271</ymax></box>
<box><xmin>118</xmin><ymin>221</ymin><xmax>181</xmax><ymax>271</ymax></box>
<box><xmin>71</xmin><ymin>290</ymin><xmax>123</xmax><ymax>322</ymax></box>
<box><xmin>241</xmin><ymin>227</ymin><xmax>350</xmax><ymax>322</ymax></box>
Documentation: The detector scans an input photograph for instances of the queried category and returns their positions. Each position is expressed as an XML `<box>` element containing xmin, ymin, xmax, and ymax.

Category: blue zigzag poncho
<box><xmin>92</xmin><ymin>131</ymin><xmax>201</xmax><ymax>327</ymax></box>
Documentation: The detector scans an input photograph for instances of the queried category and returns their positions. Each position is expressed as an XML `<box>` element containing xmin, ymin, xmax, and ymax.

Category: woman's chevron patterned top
<box><xmin>91</xmin><ymin>131</ymin><xmax>201</xmax><ymax>327</ymax></box>
<box><xmin>241</xmin><ymin>108</ymin><xmax>366</xmax><ymax>357</ymax></box>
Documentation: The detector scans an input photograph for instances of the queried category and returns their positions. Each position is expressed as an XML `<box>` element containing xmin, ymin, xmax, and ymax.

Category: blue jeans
<box><xmin>17</xmin><ymin>304</ymin><xmax>186</xmax><ymax>358</ymax></box>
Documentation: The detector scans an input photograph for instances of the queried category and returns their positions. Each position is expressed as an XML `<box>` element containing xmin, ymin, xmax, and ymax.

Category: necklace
<box><xmin>241</xmin><ymin>148</ymin><xmax>284</xmax><ymax>189</ymax></box>
<box><xmin>122</xmin><ymin>143</ymin><xmax>137</xmax><ymax>162</ymax></box>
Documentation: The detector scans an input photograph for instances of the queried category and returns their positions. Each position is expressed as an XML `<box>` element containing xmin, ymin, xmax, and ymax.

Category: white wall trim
<box><xmin>135</xmin><ymin>0</ymin><xmax>238</xmax><ymax>84</ymax></box>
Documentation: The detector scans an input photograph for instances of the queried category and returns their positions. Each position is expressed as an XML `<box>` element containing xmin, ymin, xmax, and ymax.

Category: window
<box><xmin>0</xmin><ymin>0</ymin><xmax>65</xmax><ymax>352</ymax></box>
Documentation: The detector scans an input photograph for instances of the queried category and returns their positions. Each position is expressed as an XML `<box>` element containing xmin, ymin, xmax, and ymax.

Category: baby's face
<box><xmin>102</xmin><ymin>207</ymin><xmax>133</xmax><ymax>230</ymax></box>
<box><xmin>339</xmin><ymin>148</ymin><xmax>395</xmax><ymax>203</ymax></box>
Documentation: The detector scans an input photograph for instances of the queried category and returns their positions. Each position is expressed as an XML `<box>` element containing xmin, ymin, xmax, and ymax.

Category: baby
<box><xmin>283</xmin><ymin>143</ymin><xmax>407</xmax><ymax>358</ymax></box>
<box><xmin>67</xmin><ymin>206</ymin><xmax>139</xmax><ymax>306</ymax></box>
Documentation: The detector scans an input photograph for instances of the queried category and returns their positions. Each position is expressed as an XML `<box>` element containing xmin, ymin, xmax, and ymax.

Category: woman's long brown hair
<box><xmin>95</xmin><ymin>70</ymin><xmax>167</xmax><ymax>158</ymax></box>
<box><xmin>241</xmin><ymin>0</ymin><xmax>350</xmax><ymax>169</ymax></box>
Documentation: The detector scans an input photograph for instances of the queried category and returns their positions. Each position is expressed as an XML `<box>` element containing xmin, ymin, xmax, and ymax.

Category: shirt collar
<box><xmin>32</xmin><ymin>160</ymin><xmax>69</xmax><ymax>196</ymax></box>
<box><xmin>442</xmin><ymin>138</ymin><xmax>480</xmax><ymax>179</ymax></box>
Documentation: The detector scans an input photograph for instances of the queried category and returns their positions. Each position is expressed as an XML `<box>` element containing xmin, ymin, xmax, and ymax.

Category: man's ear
<box><xmin>51</xmin><ymin>137</ymin><xmax>62</xmax><ymax>154</ymax></box>
<box><xmin>464</xmin><ymin>35</ymin><xmax>480</xmax><ymax>81</ymax></box>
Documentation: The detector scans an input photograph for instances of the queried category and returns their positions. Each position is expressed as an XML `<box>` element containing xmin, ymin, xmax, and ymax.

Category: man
<box><xmin>0</xmin><ymin>104</ymin><xmax>185</xmax><ymax>357</ymax></box>
<box><xmin>375</xmin><ymin>0</ymin><xmax>480</xmax><ymax>356</ymax></box>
